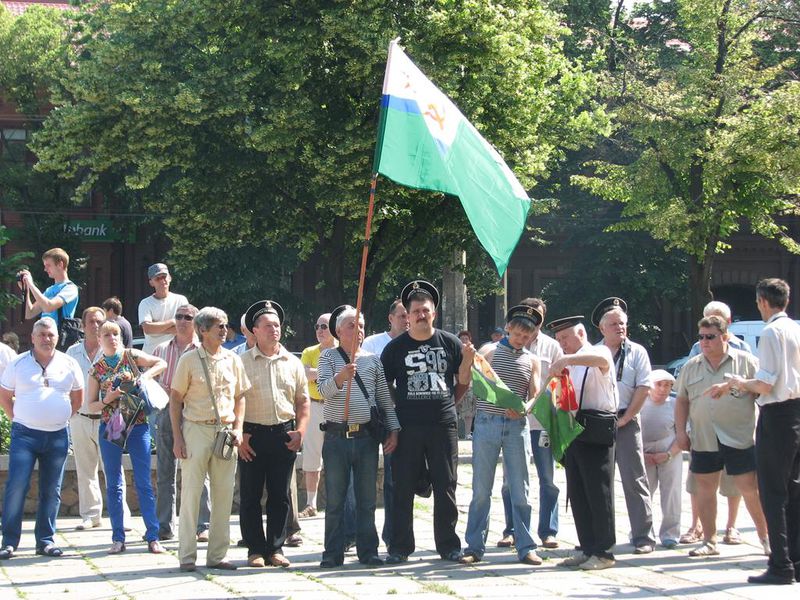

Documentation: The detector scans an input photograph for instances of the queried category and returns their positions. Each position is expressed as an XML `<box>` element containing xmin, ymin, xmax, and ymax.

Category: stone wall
<box><xmin>0</xmin><ymin>454</ymin><xmax>385</xmax><ymax>517</ymax></box>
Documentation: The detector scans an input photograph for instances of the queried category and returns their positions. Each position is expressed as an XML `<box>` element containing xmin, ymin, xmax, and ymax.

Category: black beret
<box><xmin>244</xmin><ymin>300</ymin><xmax>285</xmax><ymax>332</ymax></box>
<box><xmin>400</xmin><ymin>280</ymin><xmax>440</xmax><ymax>309</ymax></box>
<box><xmin>329</xmin><ymin>304</ymin><xmax>355</xmax><ymax>341</ymax></box>
<box><xmin>545</xmin><ymin>315</ymin><xmax>585</xmax><ymax>334</ymax></box>
<box><xmin>505</xmin><ymin>304</ymin><xmax>543</xmax><ymax>327</ymax></box>
<box><xmin>591</xmin><ymin>297</ymin><xmax>628</xmax><ymax>328</ymax></box>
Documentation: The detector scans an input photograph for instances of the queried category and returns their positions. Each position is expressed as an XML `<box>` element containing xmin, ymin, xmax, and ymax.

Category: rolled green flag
<box><xmin>470</xmin><ymin>353</ymin><xmax>526</xmax><ymax>414</ymax></box>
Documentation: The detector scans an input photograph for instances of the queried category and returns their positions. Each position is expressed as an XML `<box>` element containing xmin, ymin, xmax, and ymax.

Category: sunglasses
<box><xmin>217</xmin><ymin>323</ymin><xmax>229</xmax><ymax>330</ymax></box>
<box><xmin>697</xmin><ymin>333</ymin><xmax>719</xmax><ymax>341</ymax></box>
<box><xmin>175</xmin><ymin>314</ymin><xmax>194</xmax><ymax>321</ymax></box>
<box><xmin>314</xmin><ymin>323</ymin><xmax>329</xmax><ymax>330</ymax></box>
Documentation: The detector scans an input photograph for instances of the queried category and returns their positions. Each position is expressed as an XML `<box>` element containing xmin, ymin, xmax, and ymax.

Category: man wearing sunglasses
<box><xmin>299</xmin><ymin>313</ymin><xmax>337</xmax><ymax>518</ymax></box>
<box><xmin>593</xmin><ymin>297</ymin><xmax>656</xmax><ymax>554</ymax></box>
<box><xmin>674</xmin><ymin>315</ymin><xmax>768</xmax><ymax>558</ymax></box>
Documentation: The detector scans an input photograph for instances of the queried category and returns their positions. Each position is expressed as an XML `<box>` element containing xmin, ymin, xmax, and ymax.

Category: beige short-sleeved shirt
<box><xmin>171</xmin><ymin>346</ymin><xmax>251</xmax><ymax>424</ymax></box>
<box><xmin>676</xmin><ymin>347</ymin><xmax>759</xmax><ymax>451</ymax></box>
<box><xmin>241</xmin><ymin>344</ymin><xmax>308</xmax><ymax>426</ymax></box>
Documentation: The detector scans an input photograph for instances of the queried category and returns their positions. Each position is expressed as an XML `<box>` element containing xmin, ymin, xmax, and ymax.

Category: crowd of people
<box><xmin>0</xmin><ymin>247</ymin><xmax>798</xmax><ymax>586</ymax></box>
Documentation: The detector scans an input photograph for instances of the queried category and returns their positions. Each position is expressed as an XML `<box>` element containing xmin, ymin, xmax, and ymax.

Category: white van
<box><xmin>728</xmin><ymin>319</ymin><xmax>800</xmax><ymax>351</ymax></box>
<box><xmin>728</xmin><ymin>321</ymin><xmax>765</xmax><ymax>350</ymax></box>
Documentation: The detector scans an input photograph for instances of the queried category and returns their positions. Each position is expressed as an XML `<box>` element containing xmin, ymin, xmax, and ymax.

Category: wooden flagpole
<box><xmin>343</xmin><ymin>172</ymin><xmax>379</xmax><ymax>423</ymax></box>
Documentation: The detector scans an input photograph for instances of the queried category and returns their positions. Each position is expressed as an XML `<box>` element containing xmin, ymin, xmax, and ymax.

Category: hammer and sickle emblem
<box><xmin>424</xmin><ymin>103</ymin><xmax>446</xmax><ymax>131</ymax></box>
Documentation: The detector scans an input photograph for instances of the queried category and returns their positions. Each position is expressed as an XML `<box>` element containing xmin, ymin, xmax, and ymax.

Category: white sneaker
<box><xmin>76</xmin><ymin>518</ymin><xmax>100</xmax><ymax>530</ymax></box>
<box><xmin>580</xmin><ymin>555</ymin><xmax>616</xmax><ymax>570</ymax></box>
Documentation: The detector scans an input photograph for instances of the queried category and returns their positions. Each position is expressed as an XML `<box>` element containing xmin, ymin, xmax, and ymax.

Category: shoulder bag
<box><xmin>575</xmin><ymin>366</ymin><xmax>617</xmax><ymax>447</ymax></box>
<box><xmin>198</xmin><ymin>349</ymin><xmax>236</xmax><ymax>460</ymax></box>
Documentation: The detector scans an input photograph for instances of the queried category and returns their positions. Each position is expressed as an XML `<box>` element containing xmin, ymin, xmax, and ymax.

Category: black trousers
<box><xmin>390</xmin><ymin>422</ymin><xmax>460</xmax><ymax>557</ymax></box>
<box><xmin>239</xmin><ymin>422</ymin><xmax>296</xmax><ymax>556</ymax></box>
<box><xmin>756</xmin><ymin>399</ymin><xmax>800</xmax><ymax>577</ymax></box>
<box><xmin>565</xmin><ymin>439</ymin><xmax>616</xmax><ymax>559</ymax></box>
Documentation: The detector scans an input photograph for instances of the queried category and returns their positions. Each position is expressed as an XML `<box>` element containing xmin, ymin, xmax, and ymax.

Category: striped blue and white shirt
<box><xmin>318</xmin><ymin>348</ymin><xmax>400</xmax><ymax>430</ymax></box>
<box><xmin>477</xmin><ymin>339</ymin><xmax>534</xmax><ymax>415</ymax></box>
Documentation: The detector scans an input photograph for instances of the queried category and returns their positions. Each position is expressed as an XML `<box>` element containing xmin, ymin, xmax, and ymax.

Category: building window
<box><xmin>0</xmin><ymin>128</ymin><xmax>28</xmax><ymax>162</ymax></box>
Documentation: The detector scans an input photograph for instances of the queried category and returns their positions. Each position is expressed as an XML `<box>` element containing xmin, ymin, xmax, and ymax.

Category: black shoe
<box><xmin>385</xmin><ymin>553</ymin><xmax>408</xmax><ymax>564</ymax></box>
<box><xmin>344</xmin><ymin>541</ymin><xmax>356</xmax><ymax>553</ymax></box>
<box><xmin>320</xmin><ymin>558</ymin><xmax>343</xmax><ymax>568</ymax></box>
<box><xmin>159</xmin><ymin>533</ymin><xmax>175</xmax><ymax>542</ymax></box>
<box><xmin>442</xmin><ymin>549</ymin><xmax>464</xmax><ymax>562</ymax></box>
<box><xmin>0</xmin><ymin>546</ymin><xmax>14</xmax><ymax>560</ymax></box>
<box><xmin>747</xmin><ymin>571</ymin><xmax>794</xmax><ymax>585</ymax></box>
<box><xmin>361</xmin><ymin>555</ymin><xmax>384</xmax><ymax>567</ymax></box>
<box><xmin>237</xmin><ymin>539</ymin><xmax>247</xmax><ymax>547</ymax></box>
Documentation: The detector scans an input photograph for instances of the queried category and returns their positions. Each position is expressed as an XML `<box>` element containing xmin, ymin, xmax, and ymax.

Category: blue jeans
<box><xmin>344</xmin><ymin>476</ymin><xmax>356</xmax><ymax>545</ymax></box>
<box><xmin>99</xmin><ymin>422</ymin><xmax>159</xmax><ymax>543</ymax></box>
<box><xmin>321</xmin><ymin>432</ymin><xmax>379</xmax><ymax>563</ymax></box>
<box><xmin>1</xmin><ymin>423</ymin><xmax>69</xmax><ymax>550</ymax></box>
<box><xmin>502</xmin><ymin>429</ymin><xmax>559</xmax><ymax>541</ymax></box>
<box><xmin>465</xmin><ymin>411</ymin><xmax>535</xmax><ymax>560</ymax></box>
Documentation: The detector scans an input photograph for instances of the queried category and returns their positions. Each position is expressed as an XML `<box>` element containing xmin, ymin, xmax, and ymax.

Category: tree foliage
<box><xmin>572</xmin><ymin>0</ymin><xmax>800</xmax><ymax>320</ymax></box>
<box><xmin>0</xmin><ymin>5</ymin><xmax>88</xmax><ymax>302</ymax></box>
<box><xmin>30</xmin><ymin>0</ymin><xmax>609</xmax><ymax>323</ymax></box>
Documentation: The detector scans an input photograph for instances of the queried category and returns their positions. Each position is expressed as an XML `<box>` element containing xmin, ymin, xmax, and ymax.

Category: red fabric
<box><xmin>550</xmin><ymin>370</ymin><xmax>578</xmax><ymax>412</ymax></box>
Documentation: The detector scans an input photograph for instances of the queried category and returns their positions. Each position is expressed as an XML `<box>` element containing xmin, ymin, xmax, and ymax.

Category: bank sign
<box><xmin>64</xmin><ymin>219</ymin><xmax>134</xmax><ymax>242</ymax></box>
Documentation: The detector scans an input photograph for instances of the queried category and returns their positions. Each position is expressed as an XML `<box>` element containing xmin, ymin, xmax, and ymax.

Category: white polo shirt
<box><xmin>1</xmin><ymin>351</ymin><xmax>83</xmax><ymax>431</ymax></box>
<box><xmin>0</xmin><ymin>342</ymin><xmax>16</xmax><ymax>379</ymax></box>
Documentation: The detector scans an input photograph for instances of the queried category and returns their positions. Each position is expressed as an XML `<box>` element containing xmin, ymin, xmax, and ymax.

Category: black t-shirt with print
<box><xmin>380</xmin><ymin>329</ymin><xmax>463</xmax><ymax>426</ymax></box>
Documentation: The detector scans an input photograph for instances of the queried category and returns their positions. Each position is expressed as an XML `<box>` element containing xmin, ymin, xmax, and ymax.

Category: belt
<box><xmin>323</xmin><ymin>421</ymin><xmax>371</xmax><ymax>439</ymax></box>
<box><xmin>243</xmin><ymin>420</ymin><xmax>294</xmax><ymax>434</ymax></box>
<box><xmin>79</xmin><ymin>412</ymin><xmax>101</xmax><ymax>420</ymax></box>
<box><xmin>310</xmin><ymin>397</ymin><xmax>324</xmax><ymax>403</ymax></box>
<box><xmin>188</xmin><ymin>419</ymin><xmax>233</xmax><ymax>426</ymax></box>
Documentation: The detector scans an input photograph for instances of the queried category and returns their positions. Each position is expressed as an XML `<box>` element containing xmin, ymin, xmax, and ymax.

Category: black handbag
<box><xmin>575</xmin><ymin>367</ymin><xmax>617</xmax><ymax>447</ymax></box>
<box><xmin>337</xmin><ymin>347</ymin><xmax>389</xmax><ymax>443</ymax></box>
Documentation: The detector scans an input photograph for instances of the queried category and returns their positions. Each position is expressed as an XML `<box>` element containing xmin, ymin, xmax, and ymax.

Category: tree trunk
<box><xmin>688</xmin><ymin>254</ymin><xmax>714</xmax><ymax>326</ymax></box>
<box><xmin>319</xmin><ymin>218</ymin><xmax>348</xmax><ymax>309</ymax></box>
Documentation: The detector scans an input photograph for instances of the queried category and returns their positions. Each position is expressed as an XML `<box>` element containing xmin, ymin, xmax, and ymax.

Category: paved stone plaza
<box><xmin>0</xmin><ymin>442</ymin><xmax>790</xmax><ymax>599</ymax></box>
